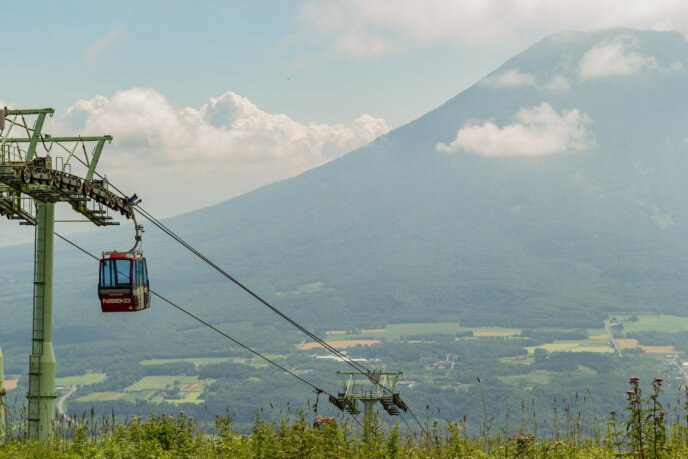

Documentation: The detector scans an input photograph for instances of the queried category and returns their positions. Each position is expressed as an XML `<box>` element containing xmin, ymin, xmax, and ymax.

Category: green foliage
<box><xmin>7</xmin><ymin>400</ymin><xmax>688</xmax><ymax>458</ymax></box>
<box><xmin>621</xmin><ymin>376</ymin><xmax>669</xmax><ymax>459</ymax></box>
<box><xmin>522</xmin><ymin>329</ymin><xmax>589</xmax><ymax>343</ymax></box>
<box><xmin>5</xmin><ymin>374</ymin><xmax>688</xmax><ymax>458</ymax></box>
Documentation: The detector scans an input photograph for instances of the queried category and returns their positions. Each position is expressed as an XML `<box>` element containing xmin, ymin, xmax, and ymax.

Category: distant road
<box><xmin>670</xmin><ymin>358</ymin><xmax>688</xmax><ymax>385</ymax></box>
<box><xmin>56</xmin><ymin>386</ymin><xmax>76</xmax><ymax>422</ymax></box>
<box><xmin>605</xmin><ymin>322</ymin><xmax>623</xmax><ymax>357</ymax></box>
<box><xmin>55</xmin><ymin>373</ymin><xmax>107</xmax><ymax>422</ymax></box>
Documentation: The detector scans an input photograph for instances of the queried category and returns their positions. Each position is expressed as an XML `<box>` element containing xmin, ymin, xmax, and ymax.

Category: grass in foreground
<box><xmin>0</xmin><ymin>411</ymin><xmax>685</xmax><ymax>459</ymax></box>
<box><xmin>2</xmin><ymin>377</ymin><xmax>687</xmax><ymax>458</ymax></box>
<box><xmin>0</xmin><ymin>414</ymin><xmax>624</xmax><ymax>459</ymax></box>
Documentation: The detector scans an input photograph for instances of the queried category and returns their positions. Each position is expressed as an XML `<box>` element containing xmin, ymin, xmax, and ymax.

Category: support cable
<box><xmin>14</xmin><ymin>122</ymin><xmax>367</xmax><ymax>370</ymax></box>
<box><xmin>132</xmin><ymin>205</ymin><xmax>428</xmax><ymax>438</ymax></box>
<box><xmin>23</xmin><ymin>126</ymin><xmax>371</xmax><ymax>373</ymax></box>
<box><xmin>33</xmin><ymin>133</ymin><xmax>421</xmax><ymax>436</ymax></box>
<box><xmin>398</xmin><ymin>413</ymin><xmax>418</xmax><ymax>441</ymax></box>
<box><xmin>133</xmin><ymin>204</ymin><xmax>428</xmax><ymax>439</ymax></box>
<box><xmin>136</xmin><ymin>205</ymin><xmax>370</xmax><ymax>373</ymax></box>
<box><xmin>53</xmin><ymin>231</ymin><xmax>364</xmax><ymax>431</ymax></box>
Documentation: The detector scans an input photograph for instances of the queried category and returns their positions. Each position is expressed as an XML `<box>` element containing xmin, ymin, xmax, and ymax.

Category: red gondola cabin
<box><xmin>99</xmin><ymin>252</ymin><xmax>150</xmax><ymax>312</ymax></box>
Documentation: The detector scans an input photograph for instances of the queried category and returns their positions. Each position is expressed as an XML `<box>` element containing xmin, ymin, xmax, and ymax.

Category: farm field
<box><xmin>139</xmin><ymin>355</ymin><xmax>287</xmax><ymax>367</ymax></box>
<box><xmin>124</xmin><ymin>376</ymin><xmax>199</xmax><ymax>391</ymax></box>
<box><xmin>165</xmin><ymin>391</ymin><xmax>205</xmax><ymax>404</ymax></box>
<box><xmin>299</xmin><ymin>339</ymin><xmax>379</xmax><ymax>350</ymax></box>
<box><xmin>587</xmin><ymin>328</ymin><xmax>607</xmax><ymax>337</ymax></box>
<box><xmin>325</xmin><ymin>323</ymin><xmax>524</xmax><ymax>341</ymax></box>
<box><xmin>617</xmin><ymin>314</ymin><xmax>688</xmax><ymax>333</ymax></box>
<box><xmin>471</xmin><ymin>328</ymin><xmax>521</xmax><ymax>337</ymax></box>
<box><xmin>139</xmin><ymin>357</ymin><xmax>233</xmax><ymax>366</ymax></box>
<box><xmin>616</xmin><ymin>339</ymin><xmax>639</xmax><ymax>349</ymax></box>
<box><xmin>62</xmin><ymin>319</ymin><xmax>680</xmax><ymax>429</ymax></box>
<box><xmin>589</xmin><ymin>334</ymin><xmax>609</xmax><ymax>340</ymax></box>
<box><xmin>325</xmin><ymin>322</ymin><xmax>460</xmax><ymax>341</ymax></box>
<box><xmin>640</xmin><ymin>345</ymin><xmax>678</xmax><ymax>355</ymax></box>
<box><xmin>526</xmin><ymin>340</ymin><xmax>614</xmax><ymax>354</ymax></box>
<box><xmin>75</xmin><ymin>376</ymin><xmax>214</xmax><ymax>405</ymax></box>
<box><xmin>76</xmin><ymin>392</ymin><xmax>124</xmax><ymax>402</ymax></box>
<box><xmin>499</xmin><ymin>370</ymin><xmax>557</xmax><ymax>386</ymax></box>
<box><xmin>56</xmin><ymin>372</ymin><xmax>106</xmax><ymax>387</ymax></box>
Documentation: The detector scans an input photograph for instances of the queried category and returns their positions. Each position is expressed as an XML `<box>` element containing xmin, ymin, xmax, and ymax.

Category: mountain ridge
<box><xmin>2</xmin><ymin>28</ymin><xmax>688</xmax><ymax>338</ymax></box>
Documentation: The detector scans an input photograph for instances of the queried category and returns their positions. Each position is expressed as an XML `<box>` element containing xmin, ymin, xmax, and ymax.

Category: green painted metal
<box><xmin>361</xmin><ymin>399</ymin><xmax>377</xmax><ymax>430</ymax></box>
<box><xmin>29</xmin><ymin>134</ymin><xmax>112</xmax><ymax>181</ymax></box>
<box><xmin>4</xmin><ymin>135</ymin><xmax>111</xmax><ymax>143</ymax></box>
<box><xmin>27</xmin><ymin>202</ymin><xmax>56</xmax><ymax>443</ymax></box>
<box><xmin>336</xmin><ymin>370</ymin><xmax>403</xmax><ymax>426</ymax></box>
<box><xmin>1</xmin><ymin>108</ymin><xmax>124</xmax><ymax>444</ymax></box>
<box><xmin>26</xmin><ymin>112</ymin><xmax>48</xmax><ymax>162</ymax></box>
<box><xmin>4</xmin><ymin>109</ymin><xmax>54</xmax><ymax>116</ymax></box>
<box><xmin>0</xmin><ymin>108</ymin><xmax>53</xmax><ymax>162</ymax></box>
<box><xmin>85</xmin><ymin>137</ymin><xmax>110</xmax><ymax>181</ymax></box>
<box><xmin>0</xmin><ymin>345</ymin><xmax>5</xmax><ymax>443</ymax></box>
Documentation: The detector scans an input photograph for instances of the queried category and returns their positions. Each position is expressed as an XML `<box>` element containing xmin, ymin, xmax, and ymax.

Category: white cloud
<box><xmin>481</xmin><ymin>69</ymin><xmax>571</xmax><ymax>91</ymax></box>
<box><xmin>545</xmin><ymin>75</ymin><xmax>572</xmax><ymax>91</ymax></box>
<box><xmin>578</xmin><ymin>39</ymin><xmax>662</xmax><ymax>79</ymax></box>
<box><xmin>300</xmin><ymin>0</ymin><xmax>688</xmax><ymax>57</ymax></box>
<box><xmin>66</xmin><ymin>88</ymin><xmax>388</xmax><ymax>167</ymax></box>
<box><xmin>481</xmin><ymin>69</ymin><xmax>537</xmax><ymax>88</ymax></box>
<box><xmin>84</xmin><ymin>25</ymin><xmax>126</xmax><ymax>61</ymax></box>
<box><xmin>436</xmin><ymin>102</ymin><xmax>594</xmax><ymax>157</ymax></box>
<box><xmin>62</xmin><ymin>88</ymin><xmax>389</xmax><ymax>216</ymax></box>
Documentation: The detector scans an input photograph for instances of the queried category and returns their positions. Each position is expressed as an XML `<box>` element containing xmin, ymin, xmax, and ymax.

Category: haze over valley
<box><xmin>4</xmin><ymin>12</ymin><xmax>688</xmax><ymax>443</ymax></box>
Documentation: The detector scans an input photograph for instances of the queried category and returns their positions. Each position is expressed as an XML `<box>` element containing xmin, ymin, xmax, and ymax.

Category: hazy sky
<box><xmin>3</xmin><ymin>0</ymin><xmax>688</xmax><ymax>245</ymax></box>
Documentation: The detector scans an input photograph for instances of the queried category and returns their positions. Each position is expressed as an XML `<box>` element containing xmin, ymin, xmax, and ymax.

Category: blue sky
<box><xmin>3</xmin><ymin>1</ymin><xmax>688</xmax><ymax>245</ymax></box>
<box><xmin>4</xmin><ymin>1</ymin><xmax>514</xmax><ymax>127</ymax></box>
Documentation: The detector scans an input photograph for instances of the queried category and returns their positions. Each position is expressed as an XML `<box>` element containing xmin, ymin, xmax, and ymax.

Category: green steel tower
<box><xmin>0</xmin><ymin>345</ymin><xmax>5</xmax><ymax>443</ymax></box>
<box><xmin>330</xmin><ymin>370</ymin><xmax>408</xmax><ymax>437</ymax></box>
<box><xmin>0</xmin><ymin>107</ymin><xmax>136</xmax><ymax>443</ymax></box>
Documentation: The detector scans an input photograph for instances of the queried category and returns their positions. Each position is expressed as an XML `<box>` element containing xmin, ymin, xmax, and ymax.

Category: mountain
<box><xmin>3</xmin><ymin>28</ymin><xmax>688</xmax><ymax>352</ymax></box>
<box><xmin>161</xmin><ymin>28</ymin><xmax>688</xmax><ymax>328</ymax></box>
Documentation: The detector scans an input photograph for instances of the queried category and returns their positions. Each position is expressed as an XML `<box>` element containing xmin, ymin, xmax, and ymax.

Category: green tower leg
<box><xmin>0</xmin><ymin>345</ymin><xmax>5</xmax><ymax>443</ymax></box>
<box><xmin>27</xmin><ymin>202</ymin><xmax>56</xmax><ymax>443</ymax></box>
<box><xmin>362</xmin><ymin>399</ymin><xmax>377</xmax><ymax>442</ymax></box>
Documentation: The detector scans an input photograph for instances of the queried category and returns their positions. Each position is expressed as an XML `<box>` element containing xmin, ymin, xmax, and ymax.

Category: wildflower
<box><xmin>629</xmin><ymin>376</ymin><xmax>640</xmax><ymax>385</ymax></box>
<box><xmin>610</xmin><ymin>410</ymin><xmax>617</xmax><ymax>418</ymax></box>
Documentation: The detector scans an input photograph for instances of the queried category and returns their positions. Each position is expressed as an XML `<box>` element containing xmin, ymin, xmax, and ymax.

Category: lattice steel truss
<box><xmin>330</xmin><ymin>370</ymin><xmax>408</xmax><ymax>422</ymax></box>
<box><xmin>0</xmin><ymin>108</ymin><xmax>134</xmax><ymax>227</ymax></box>
<box><xmin>0</xmin><ymin>107</ymin><xmax>134</xmax><ymax>444</ymax></box>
